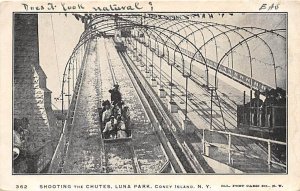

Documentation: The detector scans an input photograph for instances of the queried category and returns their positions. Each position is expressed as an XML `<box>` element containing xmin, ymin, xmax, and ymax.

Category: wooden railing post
<box><xmin>228</xmin><ymin>133</ymin><xmax>232</xmax><ymax>165</ymax></box>
<box><xmin>268</xmin><ymin>140</ymin><xmax>272</xmax><ymax>171</ymax></box>
<box><xmin>267</xmin><ymin>140</ymin><xmax>271</xmax><ymax>167</ymax></box>
<box><xmin>202</xmin><ymin>129</ymin><xmax>205</xmax><ymax>155</ymax></box>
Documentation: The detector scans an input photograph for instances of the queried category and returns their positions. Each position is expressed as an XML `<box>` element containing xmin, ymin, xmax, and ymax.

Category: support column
<box><xmin>181</xmin><ymin>75</ymin><xmax>193</xmax><ymax>133</ymax></box>
<box><xmin>150</xmin><ymin>49</ymin><xmax>157</xmax><ymax>87</ymax></box>
<box><xmin>159</xmin><ymin>55</ymin><xmax>166</xmax><ymax>98</ymax></box>
<box><xmin>210</xmin><ymin>88</ymin><xmax>214</xmax><ymax>130</ymax></box>
<box><xmin>145</xmin><ymin>43</ymin><xmax>150</xmax><ymax>78</ymax></box>
<box><xmin>169</xmin><ymin>61</ymin><xmax>177</xmax><ymax>113</ymax></box>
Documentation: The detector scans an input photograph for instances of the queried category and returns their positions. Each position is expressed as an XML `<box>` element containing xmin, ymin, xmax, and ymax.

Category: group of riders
<box><xmin>245</xmin><ymin>87</ymin><xmax>286</xmax><ymax>127</ymax></box>
<box><xmin>99</xmin><ymin>84</ymin><xmax>131</xmax><ymax>139</ymax></box>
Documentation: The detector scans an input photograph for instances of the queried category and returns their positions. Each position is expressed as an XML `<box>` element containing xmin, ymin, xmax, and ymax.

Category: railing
<box><xmin>48</xmin><ymin>40</ymin><xmax>90</xmax><ymax>173</ymax></box>
<box><xmin>202</xmin><ymin>128</ymin><xmax>287</xmax><ymax>171</ymax></box>
<box><xmin>237</xmin><ymin>105</ymin><xmax>286</xmax><ymax>133</ymax></box>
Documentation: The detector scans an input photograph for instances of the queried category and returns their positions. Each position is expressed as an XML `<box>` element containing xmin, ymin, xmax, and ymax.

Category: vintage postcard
<box><xmin>0</xmin><ymin>0</ymin><xmax>300</xmax><ymax>191</ymax></box>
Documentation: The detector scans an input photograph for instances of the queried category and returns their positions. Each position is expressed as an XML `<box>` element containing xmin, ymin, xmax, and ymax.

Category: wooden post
<box><xmin>250</xmin><ymin>90</ymin><xmax>253</xmax><ymax>126</ymax></box>
<box><xmin>267</xmin><ymin>140</ymin><xmax>271</xmax><ymax>169</ymax></box>
<box><xmin>202</xmin><ymin>129</ymin><xmax>205</xmax><ymax>154</ymax></box>
<box><xmin>243</xmin><ymin>91</ymin><xmax>246</xmax><ymax>124</ymax></box>
<box><xmin>210</xmin><ymin>89</ymin><xmax>213</xmax><ymax>130</ymax></box>
<box><xmin>228</xmin><ymin>133</ymin><xmax>232</xmax><ymax>165</ymax></box>
<box><xmin>272</xmin><ymin>107</ymin><xmax>275</xmax><ymax>129</ymax></box>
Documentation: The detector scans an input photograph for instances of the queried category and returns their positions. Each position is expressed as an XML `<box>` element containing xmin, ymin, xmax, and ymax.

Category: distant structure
<box><xmin>13</xmin><ymin>14</ymin><xmax>58</xmax><ymax>173</ymax></box>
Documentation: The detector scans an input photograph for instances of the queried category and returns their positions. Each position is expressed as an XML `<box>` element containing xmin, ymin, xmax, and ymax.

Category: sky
<box><xmin>38</xmin><ymin>13</ymin><xmax>84</xmax><ymax>109</ymax></box>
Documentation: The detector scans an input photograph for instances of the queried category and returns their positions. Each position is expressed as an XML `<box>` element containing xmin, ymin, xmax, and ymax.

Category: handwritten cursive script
<box><xmin>21</xmin><ymin>2</ymin><xmax>153</xmax><ymax>12</ymax></box>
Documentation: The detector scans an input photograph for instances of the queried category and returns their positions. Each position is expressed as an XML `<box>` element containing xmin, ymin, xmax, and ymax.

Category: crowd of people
<box><xmin>245</xmin><ymin>87</ymin><xmax>286</xmax><ymax>127</ymax></box>
<box><xmin>99</xmin><ymin>84</ymin><xmax>131</xmax><ymax>139</ymax></box>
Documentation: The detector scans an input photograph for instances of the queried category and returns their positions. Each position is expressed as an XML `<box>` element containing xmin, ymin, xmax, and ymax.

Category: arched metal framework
<box><xmin>64</xmin><ymin>13</ymin><xmax>286</xmax><ymax>130</ymax></box>
<box><xmin>136</xmin><ymin>16</ymin><xmax>286</xmax><ymax>92</ymax></box>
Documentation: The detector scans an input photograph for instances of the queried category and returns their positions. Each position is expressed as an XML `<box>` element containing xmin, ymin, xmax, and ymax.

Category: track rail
<box><xmin>119</xmin><ymin>49</ymin><xmax>201</xmax><ymax>173</ymax></box>
<box><xmin>104</xmin><ymin>40</ymin><xmax>117</xmax><ymax>85</ymax></box>
<box><xmin>101</xmin><ymin>39</ymin><xmax>142</xmax><ymax>173</ymax></box>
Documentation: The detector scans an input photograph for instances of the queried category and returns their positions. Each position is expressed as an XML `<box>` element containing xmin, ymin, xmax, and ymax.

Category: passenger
<box><xmin>247</xmin><ymin>90</ymin><xmax>263</xmax><ymax>126</ymax></box>
<box><xmin>122</xmin><ymin>106</ymin><xmax>130</xmax><ymax>128</ymax></box>
<box><xmin>263</xmin><ymin>88</ymin><xmax>286</xmax><ymax>127</ymax></box>
<box><xmin>99</xmin><ymin>100</ymin><xmax>109</xmax><ymax>123</ymax></box>
<box><xmin>262</xmin><ymin>89</ymin><xmax>276</xmax><ymax>127</ymax></box>
<box><xmin>109</xmin><ymin>84</ymin><xmax>122</xmax><ymax>105</ymax></box>
<box><xmin>275</xmin><ymin>87</ymin><xmax>286</xmax><ymax>106</ymax></box>
<box><xmin>102</xmin><ymin>101</ymin><xmax>112</xmax><ymax>127</ymax></box>
<box><xmin>111</xmin><ymin>104</ymin><xmax>122</xmax><ymax>118</ymax></box>
<box><xmin>116</xmin><ymin>115</ymin><xmax>128</xmax><ymax>138</ymax></box>
<box><xmin>102</xmin><ymin>116</ymin><xmax>116</xmax><ymax>139</ymax></box>
<box><xmin>250</xmin><ymin>90</ymin><xmax>263</xmax><ymax>107</ymax></box>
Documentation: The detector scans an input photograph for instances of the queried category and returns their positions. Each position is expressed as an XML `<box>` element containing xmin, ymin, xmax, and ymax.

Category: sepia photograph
<box><xmin>12</xmin><ymin>12</ymin><xmax>287</xmax><ymax>175</ymax></box>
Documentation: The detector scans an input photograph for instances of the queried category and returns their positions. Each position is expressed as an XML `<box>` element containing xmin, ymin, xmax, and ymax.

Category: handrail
<box><xmin>202</xmin><ymin>128</ymin><xmax>286</xmax><ymax>170</ymax></box>
<box><xmin>206</xmin><ymin>129</ymin><xmax>286</xmax><ymax>145</ymax></box>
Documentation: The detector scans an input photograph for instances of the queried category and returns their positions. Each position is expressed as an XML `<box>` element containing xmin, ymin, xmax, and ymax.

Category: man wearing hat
<box><xmin>248</xmin><ymin>90</ymin><xmax>263</xmax><ymax>126</ymax></box>
<box><xmin>109</xmin><ymin>84</ymin><xmax>122</xmax><ymax>105</ymax></box>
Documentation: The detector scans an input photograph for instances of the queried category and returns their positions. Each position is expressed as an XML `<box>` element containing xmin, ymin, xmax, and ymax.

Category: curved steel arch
<box><xmin>143</xmin><ymin>18</ymin><xmax>225</xmax><ymax>77</ymax></box>
<box><xmin>84</xmin><ymin>18</ymin><xmax>167</xmax><ymax>59</ymax></box>
<box><xmin>139</xmin><ymin>16</ymin><xmax>285</xmax><ymax>90</ymax></box>
<box><xmin>98</xmin><ymin>22</ymin><xmax>187</xmax><ymax>65</ymax></box>
<box><xmin>179</xmin><ymin>21</ymin><xmax>236</xmax><ymax>86</ymax></box>
<box><xmin>113</xmin><ymin>19</ymin><xmax>207</xmax><ymax>73</ymax></box>
<box><xmin>191</xmin><ymin>25</ymin><xmax>285</xmax><ymax>88</ymax></box>
<box><xmin>143</xmin><ymin>16</ymin><xmax>170</xmax><ymax>27</ymax></box>
<box><xmin>154</xmin><ymin>19</ymin><xmax>192</xmax><ymax>51</ymax></box>
<box><xmin>178</xmin><ymin>21</ymin><xmax>235</xmax><ymax>69</ymax></box>
<box><xmin>60</xmin><ymin>36</ymin><xmax>93</xmax><ymax>122</ymax></box>
<box><xmin>140</xmin><ymin>17</ymin><xmax>192</xmax><ymax>50</ymax></box>
<box><xmin>144</xmin><ymin>17</ymin><xmax>218</xmax><ymax>55</ymax></box>
<box><xmin>85</xmin><ymin>15</ymin><xmax>213</xmax><ymax>77</ymax></box>
<box><xmin>186</xmin><ymin>23</ymin><xmax>253</xmax><ymax>84</ymax></box>
<box><xmin>144</xmin><ymin>15</ymin><xmax>286</xmax><ymax>39</ymax></box>
<box><xmin>171</xmin><ymin>21</ymin><xmax>249</xmax><ymax>62</ymax></box>
<box><xmin>82</xmin><ymin>15</ymin><xmax>285</xmax><ymax>90</ymax></box>
<box><xmin>167</xmin><ymin>20</ymin><xmax>209</xmax><ymax>58</ymax></box>
<box><xmin>79</xmin><ymin>20</ymin><xmax>116</xmax><ymax>41</ymax></box>
<box><xmin>117</xmin><ymin>17</ymin><xmax>209</xmax><ymax>78</ymax></box>
<box><xmin>150</xmin><ymin>18</ymin><xmax>284</xmax><ymax>72</ymax></box>
<box><xmin>172</xmin><ymin>19</ymin><xmax>284</xmax><ymax>89</ymax></box>
<box><xmin>157</xmin><ymin>20</ymin><xmax>219</xmax><ymax>76</ymax></box>
<box><xmin>148</xmin><ymin>23</ymin><xmax>219</xmax><ymax>78</ymax></box>
<box><xmin>144</xmin><ymin>17</ymin><xmax>234</xmax><ymax>63</ymax></box>
<box><xmin>138</xmin><ymin>17</ymin><xmax>209</xmax><ymax>55</ymax></box>
<box><xmin>132</xmin><ymin>24</ymin><xmax>167</xmax><ymax>69</ymax></box>
<box><xmin>210</xmin><ymin>23</ymin><xmax>284</xmax><ymax>87</ymax></box>
<box><xmin>143</xmin><ymin>18</ymin><xmax>249</xmax><ymax>74</ymax></box>
<box><xmin>180</xmin><ymin>20</ymin><xmax>285</xmax><ymax>88</ymax></box>
<box><xmin>86</xmin><ymin>19</ymin><xmax>188</xmax><ymax>72</ymax></box>
<box><xmin>215</xmin><ymin>29</ymin><xmax>285</xmax><ymax>89</ymax></box>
